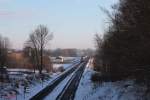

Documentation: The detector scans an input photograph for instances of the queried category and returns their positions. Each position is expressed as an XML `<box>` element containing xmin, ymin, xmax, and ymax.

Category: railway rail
<box><xmin>30</xmin><ymin>60</ymin><xmax>83</xmax><ymax>100</ymax></box>
<box><xmin>56</xmin><ymin>60</ymin><xmax>88</xmax><ymax>100</ymax></box>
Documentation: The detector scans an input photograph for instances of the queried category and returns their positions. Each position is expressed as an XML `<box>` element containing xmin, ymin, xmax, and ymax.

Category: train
<box><xmin>80</xmin><ymin>56</ymin><xmax>89</xmax><ymax>62</ymax></box>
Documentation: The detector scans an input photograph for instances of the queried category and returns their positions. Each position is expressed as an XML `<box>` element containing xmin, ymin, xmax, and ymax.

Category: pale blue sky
<box><xmin>0</xmin><ymin>0</ymin><xmax>118</xmax><ymax>49</ymax></box>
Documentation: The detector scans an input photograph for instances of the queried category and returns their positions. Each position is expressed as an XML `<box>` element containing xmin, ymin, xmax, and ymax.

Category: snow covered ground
<box><xmin>2</xmin><ymin>57</ymin><xmax>150</xmax><ymax>100</ymax></box>
<box><xmin>23</xmin><ymin>74</ymin><xmax>58</xmax><ymax>100</ymax></box>
<box><xmin>0</xmin><ymin>57</ymin><xmax>80</xmax><ymax>100</ymax></box>
<box><xmin>0</xmin><ymin>64</ymin><xmax>73</xmax><ymax>100</ymax></box>
<box><xmin>53</xmin><ymin>63</ymin><xmax>71</xmax><ymax>70</ymax></box>
<box><xmin>0</xmin><ymin>73</ymin><xmax>58</xmax><ymax>100</ymax></box>
<box><xmin>74</xmin><ymin>59</ymin><xmax>150</xmax><ymax>100</ymax></box>
<box><xmin>0</xmin><ymin>65</ymin><xmax>71</xmax><ymax>100</ymax></box>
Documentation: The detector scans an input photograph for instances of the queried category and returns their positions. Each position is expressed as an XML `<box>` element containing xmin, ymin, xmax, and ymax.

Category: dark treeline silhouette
<box><xmin>51</xmin><ymin>48</ymin><xmax>78</xmax><ymax>57</ymax></box>
<box><xmin>94</xmin><ymin>0</ymin><xmax>150</xmax><ymax>82</ymax></box>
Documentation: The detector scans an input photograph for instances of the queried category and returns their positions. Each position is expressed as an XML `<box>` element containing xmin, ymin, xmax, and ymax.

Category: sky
<box><xmin>0</xmin><ymin>0</ymin><xmax>118</xmax><ymax>49</ymax></box>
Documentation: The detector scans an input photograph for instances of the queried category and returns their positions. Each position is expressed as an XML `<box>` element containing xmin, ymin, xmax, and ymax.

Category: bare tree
<box><xmin>94</xmin><ymin>34</ymin><xmax>103</xmax><ymax>71</ymax></box>
<box><xmin>26</xmin><ymin>25</ymin><xmax>53</xmax><ymax>74</ymax></box>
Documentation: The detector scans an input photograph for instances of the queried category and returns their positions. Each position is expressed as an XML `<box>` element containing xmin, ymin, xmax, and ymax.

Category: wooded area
<box><xmin>94</xmin><ymin>0</ymin><xmax>150</xmax><ymax>82</ymax></box>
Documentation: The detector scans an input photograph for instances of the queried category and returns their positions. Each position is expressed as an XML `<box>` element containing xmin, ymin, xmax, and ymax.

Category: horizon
<box><xmin>0</xmin><ymin>0</ymin><xmax>118</xmax><ymax>49</ymax></box>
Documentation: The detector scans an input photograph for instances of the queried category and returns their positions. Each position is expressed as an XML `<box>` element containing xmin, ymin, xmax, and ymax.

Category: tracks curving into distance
<box><xmin>56</xmin><ymin>60</ymin><xmax>88</xmax><ymax>100</ymax></box>
<box><xmin>30</xmin><ymin>60</ymin><xmax>86</xmax><ymax>100</ymax></box>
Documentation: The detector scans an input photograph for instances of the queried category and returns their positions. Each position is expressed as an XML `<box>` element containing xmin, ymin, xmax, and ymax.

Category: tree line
<box><xmin>50</xmin><ymin>48</ymin><xmax>94</xmax><ymax>57</ymax></box>
<box><xmin>94</xmin><ymin>0</ymin><xmax>150</xmax><ymax>82</ymax></box>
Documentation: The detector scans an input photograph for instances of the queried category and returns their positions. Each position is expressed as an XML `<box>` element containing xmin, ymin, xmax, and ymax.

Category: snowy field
<box><xmin>0</xmin><ymin>73</ymin><xmax>58</xmax><ymax>100</ymax></box>
<box><xmin>75</xmin><ymin>59</ymin><xmax>150</xmax><ymax>100</ymax></box>
<box><xmin>0</xmin><ymin>57</ymin><xmax>80</xmax><ymax>100</ymax></box>
<box><xmin>53</xmin><ymin>63</ymin><xmax>71</xmax><ymax>71</ymax></box>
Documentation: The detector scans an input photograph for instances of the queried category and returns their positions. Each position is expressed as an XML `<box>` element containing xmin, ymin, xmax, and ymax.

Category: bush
<box><xmin>91</xmin><ymin>72</ymin><xmax>102</xmax><ymax>82</ymax></box>
<box><xmin>91</xmin><ymin>72</ymin><xmax>126</xmax><ymax>82</ymax></box>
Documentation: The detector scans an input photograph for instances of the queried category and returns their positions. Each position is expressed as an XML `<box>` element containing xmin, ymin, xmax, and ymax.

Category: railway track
<box><xmin>30</xmin><ymin>61</ymin><xmax>83</xmax><ymax>100</ymax></box>
<box><xmin>56</xmin><ymin>60</ymin><xmax>87</xmax><ymax>100</ymax></box>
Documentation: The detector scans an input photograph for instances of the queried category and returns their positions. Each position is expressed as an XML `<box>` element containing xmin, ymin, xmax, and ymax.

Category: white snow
<box><xmin>24</xmin><ymin>75</ymin><xmax>58</xmax><ymax>100</ymax></box>
<box><xmin>7</xmin><ymin>69</ymin><xmax>48</xmax><ymax>74</ymax></box>
<box><xmin>53</xmin><ymin>63</ymin><xmax>71</xmax><ymax>70</ymax></box>
<box><xmin>7</xmin><ymin>69</ymin><xmax>31</xmax><ymax>72</ymax></box>
<box><xmin>74</xmin><ymin>59</ymin><xmax>150</xmax><ymax>100</ymax></box>
<box><xmin>0</xmin><ymin>73</ymin><xmax>59</xmax><ymax>100</ymax></box>
<box><xmin>0</xmin><ymin>57</ymin><xmax>80</xmax><ymax>100</ymax></box>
